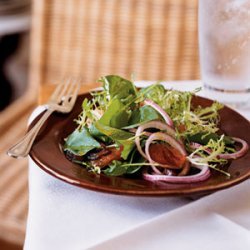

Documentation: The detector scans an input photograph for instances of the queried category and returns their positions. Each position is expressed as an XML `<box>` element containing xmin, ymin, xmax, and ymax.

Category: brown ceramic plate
<box><xmin>29</xmin><ymin>93</ymin><xmax>250</xmax><ymax>196</ymax></box>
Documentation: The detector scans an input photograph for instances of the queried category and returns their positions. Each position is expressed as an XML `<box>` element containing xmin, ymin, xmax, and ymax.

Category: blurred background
<box><xmin>0</xmin><ymin>1</ymin><xmax>30</xmax><ymax>249</ymax></box>
<box><xmin>0</xmin><ymin>0</ymin><xmax>199</xmax><ymax>249</ymax></box>
<box><xmin>0</xmin><ymin>0</ymin><xmax>30</xmax><ymax>111</ymax></box>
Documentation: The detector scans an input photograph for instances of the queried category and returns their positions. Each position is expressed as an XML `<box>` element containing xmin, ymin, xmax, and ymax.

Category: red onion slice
<box><xmin>135</xmin><ymin>121</ymin><xmax>178</xmax><ymax>160</ymax></box>
<box><xmin>144</xmin><ymin>99</ymin><xmax>174</xmax><ymax>127</ymax></box>
<box><xmin>143</xmin><ymin>164</ymin><xmax>211</xmax><ymax>183</ymax></box>
<box><xmin>219</xmin><ymin>137</ymin><xmax>249</xmax><ymax>159</ymax></box>
<box><xmin>145</xmin><ymin>132</ymin><xmax>186</xmax><ymax>170</ymax></box>
<box><xmin>178</xmin><ymin>160</ymin><xmax>190</xmax><ymax>176</ymax></box>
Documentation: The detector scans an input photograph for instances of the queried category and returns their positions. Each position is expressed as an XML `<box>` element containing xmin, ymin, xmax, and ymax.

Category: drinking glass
<box><xmin>199</xmin><ymin>0</ymin><xmax>250</xmax><ymax>107</ymax></box>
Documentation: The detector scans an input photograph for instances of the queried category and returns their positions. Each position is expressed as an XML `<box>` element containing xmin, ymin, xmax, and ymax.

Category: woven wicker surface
<box><xmin>30</xmin><ymin>0</ymin><xmax>199</xmax><ymax>88</ymax></box>
<box><xmin>0</xmin><ymin>95</ymin><xmax>36</xmax><ymax>246</ymax></box>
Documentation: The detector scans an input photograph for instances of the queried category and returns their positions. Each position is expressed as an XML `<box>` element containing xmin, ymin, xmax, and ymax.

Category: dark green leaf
<box><xmin>103</xmin><ymin>160</ymin><xmax>143</xmax><ymax>176</ymax></box>
<box><xmin>125</xmin><ymin>105</ymin><xmax>162</xmax><ymax>128</ymax></box>
<box><xmin>103</xmin><ymin>161</ymin><xmax>127</xmax><ymax>176</ymax></box>
<box><xmin>95</xmin><ymin>121</ymin><xmax>135</xmax><ymax>159</ymax></box>
<box><xmin>99</xmin><ymin>97</ymin><xmax>131</xmax><ymax>128</ymax></box>
<box><xmin>95</xmin><ymin>121</ymin><xmax>133</xmax><ymax>140</ymax></box>
<box><xmin>100</xmin><ymin>75</ymin><xmax>137</xmax><ymax>100</ymax></box>
<box><xmin>126</xmin><ymin>148</ymin><xmax>145</xmax><ymax>174</ymax></box>
<box><xmin>88</xmin><ymin>124</ymin><xmax>111</xmax><ymax>143</ymax></box>
<box><xmin>64</xmin><ymin>127</ymin><xmax>101</xmax><ymax>156</ymax></box>
<box><xmin>118</xmin><ymin>139</ymin><xmax>135</xmax><ymax>160</ymax></box>
<box><xmin>139</xmin><ymin>84</ymin><xmax>165</xmax><ymax>103</ymax></box>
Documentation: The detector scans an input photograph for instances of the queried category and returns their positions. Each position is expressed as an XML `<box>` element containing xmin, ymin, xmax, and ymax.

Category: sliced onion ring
<box><xmin>218</xmin><ymin>137</ymin><xmax>249</xmax><ymax>159</ymax></box>
<box><xmin>143</xmin><ymin>164</ymin><xmax>211</xmax><ymax>183</ymax></box>
<box><xmin>145</xmin><ymin>132</ymin><xmax>186</xmax><ymax>170</ymax></box>
<box><xmin>135</xmin><ymin>121</ymin><xmax>178</xmax><ymax>160</ymax></box>
<box><xmin>178</xmin><ymin>160</ymin><xmax>190</xmax><ymax>176</ymax></box>
<box><xmin>144</xmin><ymin>99</ymin><xmax>174</xmax><ymax>127</ymax></box>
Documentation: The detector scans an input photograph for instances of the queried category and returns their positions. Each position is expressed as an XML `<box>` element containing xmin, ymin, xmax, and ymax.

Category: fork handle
<box><xmin>7</xmin><ymin>108</ymin><xmax>54</xmax><ymax>158</ymax></box>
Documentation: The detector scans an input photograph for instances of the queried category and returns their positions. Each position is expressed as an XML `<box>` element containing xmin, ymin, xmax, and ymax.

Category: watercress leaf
<box><xmin>139</xmin><ymin>84</ymin><xmax>165</xmax><ymax>103</ymax></box>
<box><xmin>133</xmin><ymin>105</ymin><xmax>162</xmax><ymax>124</ymax></box>
<box><xmin>64</xmin><ymin>127</ymin><xmax>101</xmax><ymax>156</ymax></box>
<box><xmin>110</xmin><ymin>110</ymin><xmax>131</xmax><ymax>129</ymax></box>
<box><xmin>125</xmin><ymin>105</ymin><xmax>162</xmax><ymax>128</ymax></box>
<box><xmin>88</xmin><ymin>124</ymin><xmax>111</xmax><ymax>143</ymax></box>
<box><xmin>103</xmin><ymin>160</ymin><xmax>142</xmax><ymax>176</ymax></box>
<box><xmin>95</xmin><ymin>121</ymin><xmax>133</xmax><ymax>140</ymax></box>
<box><xmin>99</xmin><ymin>75</ymin><xmax>136</xmax><ymax>100</ymax></box>
<box><xmin>118</xmin><ymin>139</ymin><xmax>135</xmax><ymax>160</ymax></box>
<box><xmin>140</xmin><ymin>105</ymin><xmax>162</xmax><ymax>121</ymax></box>
<box><xmin>128</xmin><ymin>109</ymin><xmax>140</xmax><ymax>125</ymax></box>
<box><xmin>103</xmin><ymin>161</ymin><xmax>127</xmax><ymax>176</ymax></box>
<box><xmin>99</xmin><ymin>97</ymin><xmax>131</xmax><ymax>128</ymax></box>
<box><xmin>95</xmin><ymin>121</ymin><xmax>135</xmax><ymax>159</ymax></box>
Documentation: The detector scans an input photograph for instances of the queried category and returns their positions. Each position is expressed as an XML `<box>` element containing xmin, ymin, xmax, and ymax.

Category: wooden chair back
<box><xmin>30</xmin><ymin>0</ymin><xmax>199</xmax><ymax>100</ymax></box>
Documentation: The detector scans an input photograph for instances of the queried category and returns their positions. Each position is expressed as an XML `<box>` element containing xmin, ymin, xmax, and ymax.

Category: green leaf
<box><xmin>99</xmin><ymin>75</ymin><xmax>137</xmax><ymax>100</ymax></box>
<box><xmin>95</xmin><ymin>121</ymin><xmax>135</xmax><ymax>159</ymax></box>
<box><xmin>99</xmin><ymin>97</ymin><xmax>131</xmax><ymax>128</ymax></box>
<box><xmin>64</xmin><ymin>127</ymin><xmax>101</xmax><ymax>156</ymax></box>
<box><xmin>103</xmin><ymin>161</ymin><xmax>127</xmax><ymax>176</ymax></box>
<box><xmin>139</xmin><ymin>84</ymin><xmax>165</xmax><ymax>102</ymax></box>
<box><xmin>103</xmin><ymin>160</ymin><xmax>143</xmax><ymax>176</ymax></box>
<box><xmin>95</xmin><ymin>121</ymin><xmax>133</xmax><ymax>140</ymax></box>
<box><xmin>118</xmin><ymin>139</ymin><xmax>135</xmax><ymax>160</ymax></box>
<box><xmin>125</xmin><ymin>148</ymin><xmax>145</xmax><ymax>174</ymax></box>
<box><xmin>186</xmin><ymin>132</ymin><xmax>235</xmax><ymax>146</ymax></box>
<box><xmin>125</xmin><ymin>105</ymin><xmax>162</xmax><ymax>128</ymax></box>
<box><xmin>88</xmin><ymin>124</ymin><xmax>111</xmax><ymax>143</ymax></box>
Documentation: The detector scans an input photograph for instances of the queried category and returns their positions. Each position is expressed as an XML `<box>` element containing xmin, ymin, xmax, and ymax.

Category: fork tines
<box><xmin>50</xmin><ymin>77</ymin><xmax>81</xmax><ymax>104</ymax></box>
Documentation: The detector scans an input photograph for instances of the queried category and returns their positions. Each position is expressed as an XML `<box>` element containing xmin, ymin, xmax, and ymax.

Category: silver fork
<box><xmin>7</xmin><ymin>77</ymin><xmax>80</xmax><ymax>158</ymax></box>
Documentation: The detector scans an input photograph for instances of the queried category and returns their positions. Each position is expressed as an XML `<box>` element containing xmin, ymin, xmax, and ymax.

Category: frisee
<box><xmin>141</xmin><ymin>85</ymin><xmax>223</xmax><ymax>138</ymax></box>
<box><xmin>73</xmin><ymin>160</ymin><xmax>101</xmax><ymax>174</ymax></box>
<box><xmin>187</xmin><ymin>135</ymin><xmax>230</xmax><ymax>176</ymax></box>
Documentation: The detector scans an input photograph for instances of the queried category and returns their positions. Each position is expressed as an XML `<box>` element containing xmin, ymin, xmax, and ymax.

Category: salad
<box><xmin>64</xmin><ymin>75</ymin><xmax>249</xmax><ymax>183</ymax></box>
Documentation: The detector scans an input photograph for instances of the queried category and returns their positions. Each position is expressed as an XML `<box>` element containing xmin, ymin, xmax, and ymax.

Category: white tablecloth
<box><xmin>24</xmin><ymin>81</ymin><xmax>250</xmax><ymax>250</ymax></box>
